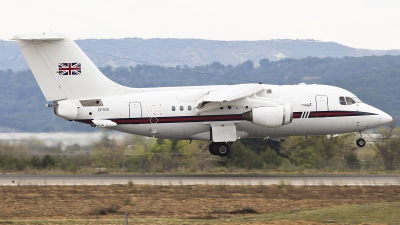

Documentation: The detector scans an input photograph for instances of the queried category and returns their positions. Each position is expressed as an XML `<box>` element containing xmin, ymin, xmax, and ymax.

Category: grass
<box><xmin>2</xmin><ymin>201</ymin><xmax>400</xmax><ymax>224</ymax></box>
<box><xmin>254</xmin><ymin>201</ymin><xmax>400</xmax><ymax>224</ymax></box>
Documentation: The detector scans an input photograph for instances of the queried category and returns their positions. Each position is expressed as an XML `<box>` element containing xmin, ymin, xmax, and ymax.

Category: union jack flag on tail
<box><xmin>58</xmin><ymin>62</ymin><xmax>81</xmax><ymax>75</ymax></box>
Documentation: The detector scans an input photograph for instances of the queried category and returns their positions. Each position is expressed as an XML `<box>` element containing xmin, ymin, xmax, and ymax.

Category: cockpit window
<box><xmin>352</xmin><ymin>97</ymin><xmax>362</xmax><ymax>103</ymax></box>
<box><xmin>339</xmin><ymin>97</ymin><xmax>347</xmax><ymax>105</ymax></box>
<box><xmin>346</xmin><ymin>97</ymin><xmax>356</xmax><ymax>105</ymax></box>
<box><xmin>339</xmin><ymin>96</ymin><xmax>362</xmax><ymax>105</ymax></box>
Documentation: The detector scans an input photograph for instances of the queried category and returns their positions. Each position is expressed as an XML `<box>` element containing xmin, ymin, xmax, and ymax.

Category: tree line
<box><xmin>1</xmin><ymin>122</ymin><xmax>399</xmax><ymax>173</ymax></box>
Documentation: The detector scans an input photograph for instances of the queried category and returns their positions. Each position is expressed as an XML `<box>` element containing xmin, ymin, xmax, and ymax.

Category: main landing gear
<box><xmin>209</xmin><ymin>142</ymin><xmax>230</xmax><ymax>157</ymax></box>
<box><xmin>356</xmin><ymin>131</ymin><xmax>366</xmax><ymax>147</ymax></box>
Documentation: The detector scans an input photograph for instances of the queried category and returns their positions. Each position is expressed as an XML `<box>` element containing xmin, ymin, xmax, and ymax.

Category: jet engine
<box><xmin>54</xmin><ymin>100</ymin><xmax>78</xmax><ymax>120</ymax></box>
<box><xmin>242</xmin><ymin>104</ymin><xmax>292</xmax><ymax>128</ymax></box>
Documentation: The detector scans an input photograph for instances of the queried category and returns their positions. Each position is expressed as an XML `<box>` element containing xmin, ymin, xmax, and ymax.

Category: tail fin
<box><xmin>14</xmin><ymin>32</ymin><xmax>130</xmax><ymax>101</ymax></box>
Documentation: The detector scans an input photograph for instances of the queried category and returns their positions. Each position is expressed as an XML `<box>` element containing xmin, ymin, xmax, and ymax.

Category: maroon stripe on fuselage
<box><xmin>293</xmin><ymin>112</ymin><xmax>302</xmax><ymax>118</ymax></box>
<box><xmin>76</xmin><ymin>114</ymin><xmax>244</xmax><ymax>125</ymax></box>
<box><xmin>293</xmin><ymin>111</ymin><xmax>376</xmax><ymax>119</ymax></box>
<box><xmin>75</xmin><ymin>111</ymin><xmax>376</xmax><ymax>125</ymax></box>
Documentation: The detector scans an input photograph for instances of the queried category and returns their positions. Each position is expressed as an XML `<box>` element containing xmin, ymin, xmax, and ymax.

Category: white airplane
<box><xmin>14</xmin><ymin>33</ymin><xmax>392</xmax><ymax>156</ymax></box>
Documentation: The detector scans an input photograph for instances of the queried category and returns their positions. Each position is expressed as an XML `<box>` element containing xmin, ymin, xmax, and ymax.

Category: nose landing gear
<box><xmin>209</xmin><ymin>142</ymin><xmax>230</xmax><ymax>157</ymax></box>
<box><xmin>356</xmin><ymin>138</ymin><xmax>366</xmax><ymax>147</ymax></box>
<box><xmin>356</xmin><ymin>131</ymin><xmax>366</xmax><ymax>147</ymax></box>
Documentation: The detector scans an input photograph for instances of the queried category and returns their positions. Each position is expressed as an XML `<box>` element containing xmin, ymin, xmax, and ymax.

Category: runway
<box><xmin>1</xmin><ymin>174</ymin><xmax>399</xmax><ymax>186</ymax></box>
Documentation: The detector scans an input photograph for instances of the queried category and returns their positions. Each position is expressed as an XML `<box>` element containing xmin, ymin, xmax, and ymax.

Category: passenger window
<box><xmin>180</xmin><ymin>106</ymin><xmax>184</xmax><ymax>111</ymax></box>
<box><xmin>188</xmin><ymin>105</ymin><xmax>192</xmax><ymax>111</ymax></box>
<box><xmin>228</xmin><ymin>106</ymin><xmax>232</xmax><ymax>109</ymax></box>
<box><xmin>339</xmin><ymin>97</ymin><xmax>347</xmax><ymax>105</ymax></box>
<box><xmin>172</xmin><ymin>106</ymin><xmax>176</xmax><ymax>111</ymax></box>
<box><xmin>346</xmin><ymin>97</ymin><xmax>356</xmax><ymax>105</ymax></box>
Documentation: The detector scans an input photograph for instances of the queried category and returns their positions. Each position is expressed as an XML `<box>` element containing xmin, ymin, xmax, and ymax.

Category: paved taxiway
<box><xmin>0</xmin><ymin>174</ymin><xmax>399</xmax><ymax>186</ymax></box>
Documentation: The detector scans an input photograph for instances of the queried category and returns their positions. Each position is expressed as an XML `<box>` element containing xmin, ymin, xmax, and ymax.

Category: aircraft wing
<box><xmin>199</xmin><ymin>83</ymin><xmax>265</xmax><ymax>103</ymax></box>
<box><xmin>195</xmin><ymin>83</ymin><xmax>277</xmax><ymax>113</ymax></box>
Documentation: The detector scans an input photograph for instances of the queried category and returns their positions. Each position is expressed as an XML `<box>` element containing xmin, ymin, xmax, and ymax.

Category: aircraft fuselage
<box><xmin>59</xmin><ymin>83</ymin><xmax>391</xmax><ymax>141</ymax></box>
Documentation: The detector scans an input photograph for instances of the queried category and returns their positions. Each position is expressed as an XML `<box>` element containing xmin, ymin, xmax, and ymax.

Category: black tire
<box><xmin>356</xmin><ymin>138</ymin><xmax>366</xmax><ymax>147</ymax></box>
<box><xmin>215</xmin><ymin>142</ymin><xmax>230</xmax><ymax>157</ymax></box>
<box><xmin>208</xmin><ymin>142</ymin><xmax>219</xmax><ymax>155</ymax></box>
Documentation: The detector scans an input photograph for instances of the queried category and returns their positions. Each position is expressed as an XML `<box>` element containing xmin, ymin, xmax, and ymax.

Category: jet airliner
<box><xmin>13</xmin><ymin>33</ymin><xmax>393</xmax><ymax>156</ymax></box>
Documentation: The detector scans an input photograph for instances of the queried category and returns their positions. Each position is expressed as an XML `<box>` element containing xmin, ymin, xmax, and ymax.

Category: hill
<box><xmin>1</xmin><ymin>38</ymin><xmax>400</xmax><ymax>71</ymax></box>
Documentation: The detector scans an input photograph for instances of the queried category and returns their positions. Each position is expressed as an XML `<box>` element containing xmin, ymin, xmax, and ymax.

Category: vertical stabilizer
<box><xmin>14</xmin><ymin>33</ymin><xmax>128</xmax><ymax>101</ymax></box>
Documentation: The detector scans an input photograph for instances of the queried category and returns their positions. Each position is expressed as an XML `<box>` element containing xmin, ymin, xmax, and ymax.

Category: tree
<box><xmin>91</xmin><ymin>135</ymin><xmax>125</xmax><ymax>168</ymax></box>
<box><xmin>281</xmin><ymin>136</ymin><xmax>318</xmax><ymax>168</ymax></box>
<box><xmin>41</xmin><ymin>155</ymin><xmax>55</xmax><ymax>168</ymax></box>
<box><xmin>31</xmin><ymin>155</ymin><xmax>41</xmax><ymax>168</ymax></box>
<box><xmin>281</xmin><ymin>134</ymin><xmax>356</xmax><ymax>168</ymax></box>
<box><xmin>238</xmin><ymin>139</ymin><xmax>282</xmax><ymax>156</ymax></box>
<box><xmin>225</xmin><ymin>141</ymin><xmax>259</xmax><ymax>169</ymax></box>
<box><xmin>150</xmin><ymin>139</ymin><xmax>176</xmax><ymax>172</ymax></box>
<box><xmin>123</xmin><ymin>136</ymin><xmax>156</xmax><ymax>172</ymax></box>
<box><xmin>312</xmin><ymin>134</ymin><xmax>355</xmax><ymax>161</ymax></box>
<box><xmin>260</xmin><ymin>147</ymin><xmax>282</xmax><ymax>167</ymax></box>
<box><xmin>375</xmin><ymin>119</ymin><xmax>400</xmax><ymax>170</ymax></box>
<box><xmin>175</xmin><ymin>140</ymin><xmax>215</xmax><ymax>172</ymax></box>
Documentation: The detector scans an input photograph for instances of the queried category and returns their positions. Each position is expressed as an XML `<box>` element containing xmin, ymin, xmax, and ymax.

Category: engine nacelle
<box><xmin>242</xmin><ymin>104</ymin><xmax>293</xmax><ymax>128</ymax></box>
<box><xmin>55</xmin><ymin>100</ymin><xmax>78</xmax><ymax>120</ymax></box>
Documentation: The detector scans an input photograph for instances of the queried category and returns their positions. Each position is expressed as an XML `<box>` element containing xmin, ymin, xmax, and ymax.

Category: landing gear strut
<box><xmin>209</xmin><ymin>142</ymin><xmax>230</xmax><ymax>157</ymax></box>
<box><xmin>356</xmin><ymin>131</ymin><xmax>366</xmax><ymax>147</ymax></box>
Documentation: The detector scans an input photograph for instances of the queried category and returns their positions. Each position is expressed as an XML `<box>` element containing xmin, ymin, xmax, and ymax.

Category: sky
<box><xmin>2</xmin><ymin>0</ymin><xmax>400</xmax><ymax>50</ymax></box>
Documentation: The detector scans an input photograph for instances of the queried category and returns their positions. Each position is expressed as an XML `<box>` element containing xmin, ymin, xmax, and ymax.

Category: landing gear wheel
<box><xmin>208</xmin><ymin>142</ymin><xmax>219</xmax><ymax>155</ymax></box>
<box><xmin>215</xmin><ymin>142</ymin><xmax>230</xmax><ymax>157</ymax></box>
<box><xmin>356</xmin><ymin>138</ymin><xmax>366</xmax><ymax>147</ymax></box>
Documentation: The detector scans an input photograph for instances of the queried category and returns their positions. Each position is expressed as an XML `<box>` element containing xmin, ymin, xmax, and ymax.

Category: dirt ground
<box><xmin>0</xmin><ymin>184</ymin><xmax>399</xmax><ymax>223</ymax></box>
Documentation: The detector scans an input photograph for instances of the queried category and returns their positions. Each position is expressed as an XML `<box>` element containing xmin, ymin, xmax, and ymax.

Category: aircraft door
<box><xmin>315</xmin><ymin>95</ymin><xmax>328</xmax><ymax>111</ymax></box>
<box><xmin>129</xmin><ymin>102</ymin><xmax>142</xmax><ymax>118</ymax></box>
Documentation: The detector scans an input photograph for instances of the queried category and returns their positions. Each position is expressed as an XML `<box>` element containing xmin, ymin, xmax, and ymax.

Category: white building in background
<box><xmin>0</xmin><ymin>131</ymin><xmax>128</xmax><ymax>147</ymax></box>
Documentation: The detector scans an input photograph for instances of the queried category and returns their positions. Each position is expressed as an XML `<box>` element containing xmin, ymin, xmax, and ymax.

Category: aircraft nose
<box><xmin>379</xmin><ymin>111</ymin><xmax>392</xmax><ymax>125</ymax></box>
